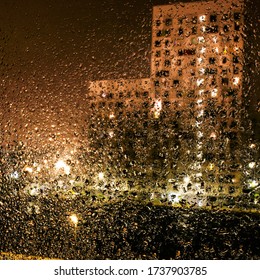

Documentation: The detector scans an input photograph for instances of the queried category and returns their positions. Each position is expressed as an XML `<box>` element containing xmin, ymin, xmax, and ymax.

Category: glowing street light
<box><xmin>98</xmin><ymin>172</ymin><xmax>105</xmax><ymax>180</ymax></box>
<box><xmin>248</xmin><ymin>162</ymin><xmax>256</xmax><ymax>169</ymax></box>
<box><xmin>69</xmin><ymin>214</ymin><xmax>78</xmax><ymax>226</ymax></box>
<box><xmin>69</xmin><ymin>214</ymin><xmax>79</xmax><ymax>240</ymax></box>
<box><xmin>24</xmin><ymin>166</ymin><xmax>33</xmax><ymax>173</ymax></box>
<box><xmin>184</xmin><ymin>176</ymin><xmax>190</xmax><ymax>184</ymax></box>
<box><xmin>55</xmin><ymin>159</ymin><xmax>70</xmax><ymax>175</ymax></box>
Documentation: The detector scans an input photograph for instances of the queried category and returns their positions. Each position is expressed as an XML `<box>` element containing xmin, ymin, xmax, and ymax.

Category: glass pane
<box><xmin>0</xmin><ymin>0</ymin><xmax>259</xmax><ymax>260</ymax></box>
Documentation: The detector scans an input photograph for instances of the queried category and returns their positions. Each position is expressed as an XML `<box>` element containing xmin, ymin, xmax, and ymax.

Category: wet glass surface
<box><xmin>0</xmin><ymin>0</ymin><xmax>259</xmax><ymax>259</ymax></box>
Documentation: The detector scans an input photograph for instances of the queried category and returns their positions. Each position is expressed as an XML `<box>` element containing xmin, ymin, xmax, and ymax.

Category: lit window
<box><xmin>108</xmin><ymin>131</ymin><xmax>114</xmax><ymax>138</ymax></box>
<box><xmin>198</xmin><ymin>57</ymin><xmax>203</xmax><ymax>64</ymax></box>
<box><xmin>248</xmin><ymin>162</ymin><xmax>255</xmax><ymax>168</ymax></box>
<box><xmin>197</xmin><ymin>99</ymin><xmax>203</xmax><ymax>106</ymax></box>
<box><xmin>198</xmin><ymin>36</ymin><xmax>205</xmax><ymax>43</ymax></box>
<box><xmin>184</xmin><ymin>176</ymin><xmax>190</xmax><ymax>184</ymax></box>
<box><xmin>197</xmin><ymin>78</ymin><xmax>204</xmax><ymax>86</ymax></box>
<box><xmin>212</xmin><ymin>36</ymin><xmax>217</xmax><ymax>43</ymax></box>
<box><xmin>198</xmin><ymin>110</ymin><xmax>204</xmax><ymax>117</ymax></box>
<box><xmin>197</xmin><ymin>131</ymin><xmax>203</xmax><ymax>138</ymax></box>
<box><xmin>197</xmin><ymin>152</ymin><xmax>203</xmax><ymax>159</ymax></box>
<box><xmin>98</xmin><ymin>172</ymin><xmax>104</xmax><ymax>180</ymax></box>
<box><xmin>233</xmin><ymin>77</ymin><xmax>240</xmax><ymax>85</ymax></box>
<box><xmin>210</xmin><ymin>132</ymin><xmax>217</xmax><ymax>139</ymax></box>
<box><xmin>208</xmin><ymin>163</ymin><xmax>214</xmax><ymax>170</ymax></box>
<box><xmin>199</xmin><ymin>68</ymin><xmax>205</xmax><ymax>75</ymax></box>
<box><xmin>199</xmin><ymin>15</ymin><xmax>206</xmax><ymax>22</ymax></box>
<box><xmin>200</xmin><ymin>47</ymin><xmax>206</xmax><ymax>54</ymax></box>
<box><xmin>211</xmin><ymin>89</ymin><xmax>218</xmax><ymax>97</ymax></box>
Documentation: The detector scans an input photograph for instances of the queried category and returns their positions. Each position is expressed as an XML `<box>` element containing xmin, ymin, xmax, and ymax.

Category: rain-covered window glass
<box><xmin>0</xmin><ymin>0</ymin><xmax>259</xmax><ymax>260</ymax></box>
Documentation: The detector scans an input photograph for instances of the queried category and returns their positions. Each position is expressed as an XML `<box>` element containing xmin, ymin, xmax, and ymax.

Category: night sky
<box><xmin>0</xmin><ymin>0</ymin><xmax>259</xmax><ymax>149</ymax></box>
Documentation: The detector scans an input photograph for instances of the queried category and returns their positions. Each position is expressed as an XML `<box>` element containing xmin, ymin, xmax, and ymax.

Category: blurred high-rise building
<box><xmin>86</xmin><ymin>0</ymin><xmax>248</xmax><ymax>207</ymax></box>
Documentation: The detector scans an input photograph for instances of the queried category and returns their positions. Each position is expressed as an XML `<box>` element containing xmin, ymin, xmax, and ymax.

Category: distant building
<box><xmin>86</xmin><ymin>0</ymin><xmax>246</xmax><ymax>206</ymax></box>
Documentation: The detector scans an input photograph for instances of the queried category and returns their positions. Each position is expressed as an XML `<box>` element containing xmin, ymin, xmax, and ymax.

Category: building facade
<box><xmin>86</xmin><ymin>0</ymin><xmax>246</xmax><ymax>206</ymax></box>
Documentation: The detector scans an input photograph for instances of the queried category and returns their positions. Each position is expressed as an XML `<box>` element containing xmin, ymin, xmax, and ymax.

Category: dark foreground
<box><xmin>0</xmin><ymin>197</ymin><xmax>260</xmax><ymax>259</ymax></box>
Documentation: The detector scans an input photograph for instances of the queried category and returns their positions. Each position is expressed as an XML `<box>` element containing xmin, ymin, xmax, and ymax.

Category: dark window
<box><xmin>164</xmin><ymin>101</ymin><xmax>171</xmax><ymax>107</ymax></box>
<box><xmin>223</xmin><ymin>25</ymin><xmax>229</xmax><ymax>32</ymax></box>
<box><xmin>165</xmin><ymin>29</ymin><xmax>171</xmax><ymax>36</ymax></box>
<box><xmin>234</xmin><ymin>22</ymin><xmax>240</xmax><ymax>31</ymax></box>
<box><xmin>165</xmin><ymin>60</ymin><xmax>171</xmax><ymax>67</ymax></box>
<box><xmin>155</xmin><ymin>60</ymin><xmax>159</xmax><ymax>67</ymax></box>
<box><xmin>206</xmin><ymin>25</ymin><xmax>218</xmax><ymax>33</ymax></box>
<box><xmin>177</xmin><ymin>59</ymin><xmax>182</xmax><ymax>66</ymax></box>
<box><xmin>222</xmin><ymin>57</ymin><xmax>227</xmax><ymax>64</ymax></box>
<box><xmin>192</xmin><ymin>16</ymin><xmax>197</xmax><ymax>24</ymax></box>
<box><xmin>155</xmin><ymin>51</ymin><xmax>161</xmax><ymax>57</ymax></box>
<box><xmin>157</xmin><ymin>30</ymin><xmax>162</xmax><ymax>37</ymax></box>
<box><xmin>165</xmin><ymin>40</ymin><xmax>170</xmax><ymax>47</ymax></box>
<box><xmin>233</xmin><ymin>56</ymin><xmax>239</xmax><ymax>63</ymax></box>
<box><xmin>173</xmin><ymin>80</ymin><xmax>179</xmax><ymax>86</ymax></box>
<box><xmin>225</xmin><ymin>89</ymin><xmax>237</xmax><ymax>97</ymax></box>
<box><xmin>165</xmin><ymin>18</ymin><xmax>172</xmax><ymax>26</ymax></box>
<box><xmin>230</xmin><ymin>120</ymin><xmax>237</xmax><ymax>128</ymax></box>
<box><xmin>142</xmin><ymin>102</ymin><xmax>149</xmax><ymax>108</ymax></box>
<box><xmin>209</xmin><ymin>57</ymin><xmax>216</xmax><ymax>64</ymax></box>
<box><xmin>99</xmin><ymin>102</ymin><xmax>106</xmax><ymax>108</ymax></box>
<box><xmin>222</xmin><ymin>14</ymin><xmax>229</xmax><ymax>21</ymax></box>
<box><xmin>210</xmin><ymin>14</ymin><xmax>217</xmax><ymax>22</ymax></box>
<box><xmin>178</xmin><ymin>28</ymin><xmax>183</xmax><ymax>35</ymax></box>
<box><xmin>234</xmin><ymin>12</ymin><xmax>241</xmax><ymax>20</ymax></box>
<box><xmin>115</xmin><ymin>102</ymin><xmax>124</xmax><ymax>108</ymax></box>
<box><xmin>119</xmin><ymin>92</ymin><xmax>123</xmax><ymax>98</ymax></box>
<box><xmin>165</xmin><ymin>50</ymin><xmax>170</xmax><ymax>56</ymax></box>
<box><xmin>178</xmin><ymin>18</ymin><xmax>183</xmax><ymax>24</ymax></box>
<box><xmin>222</xmin><ymin>78</ymin><xmax>229</xmax><ymax>85</ymax></box>
<box><xmin>135</xmin><ymin>91</ymin><xmax>140</xmax><ymax>97</ymax></box>
<box><xmin>233</xmin><ymin>67</ymin><xmax>239</xmax><ymax>74</ymax></box>
<box><xmin>179</xmin><ymin>48</ymin><xmax>196</xmax><ymax>56</ymax></box>
<box><xmin>205</xmin><ymin>68</ymin><xmax>217</xmax><ymax>75</ymax></box>
<box><xmin>178</xmin><ymin>69</ymin><xmax>182</xmax><ymax>76</ymax></box>
<box><xmin>234</xmin><ymin>35</ymin><xmax>239</xmax><ymax>42</ymax></box>
<box><xmin>154</xmin><ymin>81</ymin><xmax>159</xmax><ymax>87</ymax></box>
<box><xmin>154</xmin><ymin>40</ymin><xmax>161</xmax><ymax>47</ymax></box>
<box><xmin>108</xmin><ymin>93</ymin><xmax>114</xmax><ymax>99</ymax></box>
<box><xmin>164</xmin><ymin>91</ymin><xmax>169</xmax><ymax>98</ymax></box>
<box><xmin>187</xmin><ymin>90</ymin><xmax>195</xmax><ymax>98</ymax></box>
<box><xmin>156</xmin><ymin>20</ymin><xmax>161</xmax><ymax>26</ymax></box>
<box><xmin>229</xmin><ymin>186</ymin><xmax>235</xmax><ymax>194</ymax></box>
<box><xmin>143</xmin><ymin>91</ymin><xmax>148</xmax><ymax>98</ymax></box>
<box><xmin>190</xmin><ymin>59</ymin><xmax>196</xmax><ymax>66</ymax></box>
<box><xmin>192</xmin><ymin>26</ymin><xmax>197</xmax><ymax>34</ymax></box>
<box><xmin>178</xmin><ymin>49</ymin><xmax>183</xmax><ymax>56</ymax></box>
<box><xmin>211</xmin><ymin>77</ymin><xmax>217</xmax><ymax>86</ymax></box>
<box><xmin>222</xmin><ymin>69</ymin><xmax>228</xmax><ymax>75</ymax></box>
<box><xmin>156</xmin><ymin>70</ymin><xmax>169</xmax><ymax>77</ymax></box>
